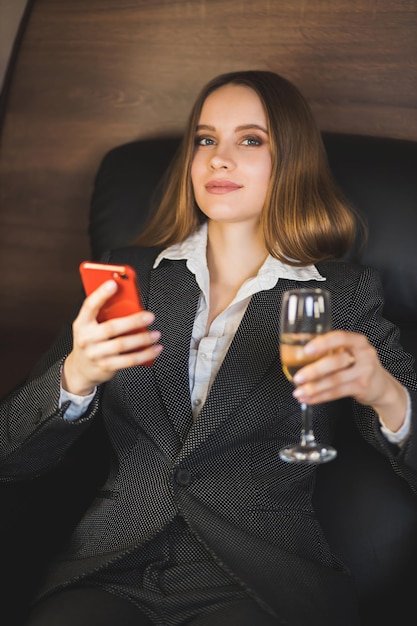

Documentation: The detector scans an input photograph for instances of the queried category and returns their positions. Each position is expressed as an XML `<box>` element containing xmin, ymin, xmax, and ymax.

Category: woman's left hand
<box><xmin>292</xmin><ymin>330</ymin><xmax>408</xmax><ymax>432</ymax></box>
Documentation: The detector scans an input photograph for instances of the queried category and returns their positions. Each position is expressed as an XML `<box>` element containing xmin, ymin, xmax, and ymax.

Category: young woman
<box><xmin>1</xmin><ymin>71</ymin><xmax>416</xmax><ymax>626</ymax></box>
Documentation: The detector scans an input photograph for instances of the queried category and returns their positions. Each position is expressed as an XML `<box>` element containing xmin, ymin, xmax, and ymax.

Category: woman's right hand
<box><xmin>62</xmin><ymin>280</ymin><xmax>162</xmax><ymax>395</ymax></box>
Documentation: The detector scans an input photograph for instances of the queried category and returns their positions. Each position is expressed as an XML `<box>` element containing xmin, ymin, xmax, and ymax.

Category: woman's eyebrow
<box><xmin>196</xmin><ymin>123</ymin><xmax>268</xmax><ymax>133</ymax></box>
<box><xmin>235</xmin><ymin>123</ymin><xmax>268</xmax><ymax>133</ymax></box>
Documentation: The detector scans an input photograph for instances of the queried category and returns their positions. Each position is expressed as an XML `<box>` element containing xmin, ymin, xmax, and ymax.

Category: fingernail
<box><xmin>293</xmin><ymin>372</ymin><xmax>305</xmax><ymax>385</ymax></box>
<box><xmin>303</xmin><ymin>343</ymin><xmax>316</xmax><ymax>355</ymax></box>
<box><xmin>104</xmin><ymin>280</ymin><xmax>117</xmax><ymax>292</ymax></box>
<box><xmin>142</xmin><ymin>312</ymin><xmax>155</xmax><ymax>324</ymax></box>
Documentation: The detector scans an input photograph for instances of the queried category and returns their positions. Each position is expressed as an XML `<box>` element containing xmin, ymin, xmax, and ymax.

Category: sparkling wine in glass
<box><xmin>279</xmin><ymin>288</ymin><xmax>337</xmax><ymax>464</ymax></box>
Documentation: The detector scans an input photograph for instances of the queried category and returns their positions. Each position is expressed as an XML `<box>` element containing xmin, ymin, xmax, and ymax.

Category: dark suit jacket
<box><xmin>1</xmin><ymin>246</ymin><xmax>417</xmax><ymax>625</ymax></box>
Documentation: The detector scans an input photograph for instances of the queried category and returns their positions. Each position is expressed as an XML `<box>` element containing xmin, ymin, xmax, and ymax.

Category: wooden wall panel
<box><xmin>0</xmin><ymin>0</ymin><xmax>416</xmax><ymax>396</ymax></box>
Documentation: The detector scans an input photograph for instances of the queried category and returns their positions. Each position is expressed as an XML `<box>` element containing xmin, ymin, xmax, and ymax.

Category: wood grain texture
<box><xmin>0</xmin><ymin>0</ymin><xmax>416</xmax><ymax>396</ymax></box>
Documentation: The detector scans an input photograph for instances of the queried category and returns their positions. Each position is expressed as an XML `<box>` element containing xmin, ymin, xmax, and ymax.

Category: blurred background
<box><xmin>0</xmin><ymin>0</ymin><xmax>416</xmax><ymax>397</ymax></box>
<box><xmin>0</xmin><ymin>0</ymin><xmax>28</xmax><ymax>92</ymax></box>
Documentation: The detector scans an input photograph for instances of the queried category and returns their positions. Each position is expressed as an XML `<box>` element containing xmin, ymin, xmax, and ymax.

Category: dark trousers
<box><xmin>24</xmin><ymin>587</ymin><xmax>279</xmax><ymax>626</ymax></box>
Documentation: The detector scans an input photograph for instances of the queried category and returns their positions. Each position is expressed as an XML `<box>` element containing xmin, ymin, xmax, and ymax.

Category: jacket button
<box><xmin>175</xmin><ymin>468</ymin><xmax>192</xmax><ymax>486</ymax></box>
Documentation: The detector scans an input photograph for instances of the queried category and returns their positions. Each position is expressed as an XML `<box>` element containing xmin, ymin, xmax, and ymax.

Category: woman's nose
<box><xmin>209</xmin><ymin>149</ymin><xmax>235</xmax><ymax>170</ymax></box>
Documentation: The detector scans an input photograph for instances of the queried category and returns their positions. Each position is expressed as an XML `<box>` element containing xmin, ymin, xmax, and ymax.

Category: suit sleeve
<box><xmin>346</xmin><ymin>265</ymin><xmax>417</xmax><ymax>477</ymax></box>
<box><xmin>0</xmin><ymin>323</ymin><xmax>100</xmax><ymax>481</ymax></box>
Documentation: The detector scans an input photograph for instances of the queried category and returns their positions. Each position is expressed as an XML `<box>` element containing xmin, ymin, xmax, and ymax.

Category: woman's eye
<box><xmin>241</xmin><ymin>136</ymin><xmax>262</xmax><ymax>146</ymax></box>
<box><xmin>195</xmin><ymin>136</ymin><xmax>215</xmax><ymax>146</ymax></box>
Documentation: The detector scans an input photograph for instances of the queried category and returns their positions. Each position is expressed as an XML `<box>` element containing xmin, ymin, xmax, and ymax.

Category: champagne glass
<box><xmin>279</xmin><ymin>288</ymin><xmax>337</xmax><ymax>464</ymax></box>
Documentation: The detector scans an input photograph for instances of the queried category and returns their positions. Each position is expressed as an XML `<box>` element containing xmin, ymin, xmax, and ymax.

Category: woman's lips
<box><xmin>205</xmin><ymin>180</ymin><xmax>242</xmax><ymax>195</ymax></box>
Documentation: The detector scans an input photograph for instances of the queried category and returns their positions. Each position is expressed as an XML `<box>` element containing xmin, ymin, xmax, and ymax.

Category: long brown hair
<box><xmin>135</xmin><ymin>70</ymin><xmax>366</xmax><ymax>265</ymax></box>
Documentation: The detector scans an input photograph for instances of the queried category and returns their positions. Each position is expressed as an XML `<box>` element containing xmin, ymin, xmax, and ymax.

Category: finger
<box><xmin>293</xmin><ymin>360</ymin><xmax>373</xmax><ymax>405</ymax></box>
<box><xmin>303</xmin><ymin>329</ymin><xmax>368</xmax><ymax>358</ymax></box>
<box><xmin>293</xmin><ymin>380</ymin><xmax>353</xmax><ymax>405</ymax></box>
<box><xmin>90</xmin><ymin>329</ymin><xmax>161</xmax><ymax>359</ymax></box>
<box><xmin>92</xmin><ymin>342</ymin><xmax>163</xmax><ymax>371</ymax></box>
<box><xmin>80</xmin><ymin>279</ymin><xmax>118</xmax><ymax>322</ymax></box>
<box><xmin>98</xmin><ymin>311</ymin><xmax>155</xmax><ymax>340</ymax></box>
<box><xmin>293</xmin><ymin>368</ymin><xmax>358</xmax><ymax>403</ymax></box>
<box><xmin>292</xmin><ymin>348</ymin><xmax>357</xmax><ymax>385</ymax></box>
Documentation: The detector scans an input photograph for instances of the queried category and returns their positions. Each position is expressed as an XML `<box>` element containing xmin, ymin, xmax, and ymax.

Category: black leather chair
<box><xmin>2</xmin><ymin>133</ymin><xmax>416</xmax><ymax>626</ymax></box>
<box><xmin>88</xmin><ymin>132</ymin><xmax>417</xmax><ymax>624</ymax></box>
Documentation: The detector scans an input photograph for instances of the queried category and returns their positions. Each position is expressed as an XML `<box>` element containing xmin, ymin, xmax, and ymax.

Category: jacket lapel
<box><xmin>148</xmin><ymin>259</ymin><xmax>200</xmax><ymax>444</ymax></box>
<box><xmin>179</xmin><ymin>282</ymin><xmax>289</xmax><ymax>457</ymax></box>
<box><xmin>144</xmin><ymin>263</ymin><xmax>308</xmax><ymax>457</ymax></box>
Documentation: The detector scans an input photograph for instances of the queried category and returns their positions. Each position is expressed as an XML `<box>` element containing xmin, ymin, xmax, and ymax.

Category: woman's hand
<box><xmin>62</xmin><ymin>280</ymin><xmax>163</xmax><ymax>395</ymax></box>
<box><xmin>292</xmin><ymin>330</ymin><xmax>408</xmax><ymax>432</ymax></box>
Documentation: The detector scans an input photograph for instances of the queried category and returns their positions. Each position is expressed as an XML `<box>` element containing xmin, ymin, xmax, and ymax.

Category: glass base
<box><xmin>279</xmin><ymin>443</ymin><xmax>337</xmax><ymax>464</ymax></box>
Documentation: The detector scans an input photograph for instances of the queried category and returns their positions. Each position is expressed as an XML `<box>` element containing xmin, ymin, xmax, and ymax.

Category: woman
<box><xmin>1</xmin><ymin>71</ymin><xmax>416</xmax><ymax>626</ymax></box>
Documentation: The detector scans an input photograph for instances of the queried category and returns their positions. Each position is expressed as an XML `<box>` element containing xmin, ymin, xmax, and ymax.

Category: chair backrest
<box><xmin>89</xmin><ymin>132</ymin><xmax>417</xmax><ymax>360</ymax></box>
<box><xmin>322</xmin><ymin>134</ymin><xmax>417</xmax><ymax>354</ymax></box>
<box><xmin>89</xmin><ymin>132</ymin><xmax>417</xmax><ymax>624</ymax></box>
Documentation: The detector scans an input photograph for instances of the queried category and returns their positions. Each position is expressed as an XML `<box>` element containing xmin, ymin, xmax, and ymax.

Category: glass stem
<box><xmin>300</xmin><ymin>402</ymin><xmax>316</xmax><ymax>447</ymax></box>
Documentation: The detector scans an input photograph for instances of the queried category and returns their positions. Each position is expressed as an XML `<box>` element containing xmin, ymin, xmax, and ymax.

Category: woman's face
<box><xmin>191</xmin><ymin>83</ymin><xmax>272</xmax><ymax>227</ymax></box>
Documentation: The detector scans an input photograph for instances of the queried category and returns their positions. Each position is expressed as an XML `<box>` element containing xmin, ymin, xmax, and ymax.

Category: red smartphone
<box><xmin>79</xmin><ymin>261</ymin><xmax>154</xmax><ymax>365</ymax></box>
<box><xmin>79</xmin><ymin>261</ymin><xmax>144</xmax><ymax>322</ymax></box>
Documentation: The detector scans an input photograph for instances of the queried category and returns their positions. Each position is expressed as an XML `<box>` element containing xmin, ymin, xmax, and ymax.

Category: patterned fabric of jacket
<box><xmin>1</xmin><ymin>245</ymin><xmax>417</xmax><ymax>625</ymax></box>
